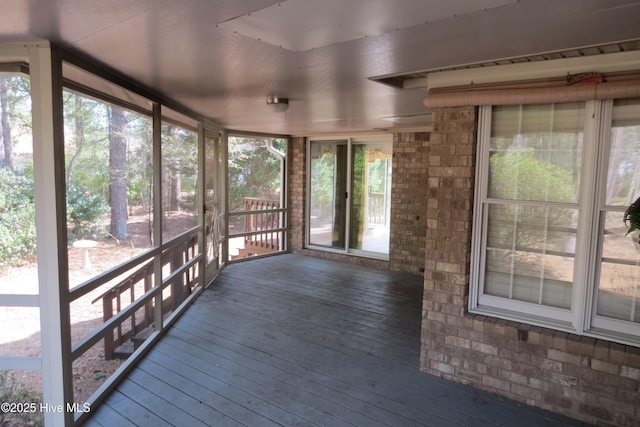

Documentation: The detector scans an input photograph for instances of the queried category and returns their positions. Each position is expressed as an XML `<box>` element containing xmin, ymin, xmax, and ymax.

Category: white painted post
<box><xmin>30</xmin><ymin>42</ymin><xmax>74</xmax><ymax>427</ymax></box>
<box><xmin>152</xmin><ymin>103</ymin><xmax>163</xmax><ymax>332</ymax></box>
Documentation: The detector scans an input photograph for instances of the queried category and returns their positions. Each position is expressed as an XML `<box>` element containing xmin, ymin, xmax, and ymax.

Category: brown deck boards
<box><xmin>84</xmin><ymin>253</ymin><xmax>589</xmax><ymax>427</ymax></box>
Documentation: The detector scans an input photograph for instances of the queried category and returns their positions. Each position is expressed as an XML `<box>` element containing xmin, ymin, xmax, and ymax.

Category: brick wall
<box><xmin>388</xmin><ymin>132</ymin><xmax>430</xmax><ymax>275</ymax></box>
<box><xmin>288</xmin><ymin>137</ymin><xmax>306</xmax><ymax>252</ymax></box>
<box><xmin>420</xmin><ymin>106</ymin><xmax>640</xmax><ymax>426</ymax></box>
<box><xmin>288</xmin><ymin>134</ymin><xmax>429</xmax><ymax>274</ymax></box>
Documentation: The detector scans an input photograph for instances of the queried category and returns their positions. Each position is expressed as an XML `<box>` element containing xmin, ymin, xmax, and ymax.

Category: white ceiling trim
<box><xmin>426</xmin><ymin>49</ymin><xmax>640</xmax><ymax>90</ymax></box>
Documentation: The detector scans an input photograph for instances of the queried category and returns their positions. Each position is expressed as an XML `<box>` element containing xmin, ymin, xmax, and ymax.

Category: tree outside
<box><xmin>227</xmin><ymin>136</ymin><xmax>285</xmax><ymax>258</ymax></box>
<box><xmin>228</xmin><ymin>136</ymin><xmax>284</xmax><ymax>212</ymax></box>
<box><xmin>0</xmin><ymin>75</ymin><xmax>34</xmax><ymax>266</ymax></box>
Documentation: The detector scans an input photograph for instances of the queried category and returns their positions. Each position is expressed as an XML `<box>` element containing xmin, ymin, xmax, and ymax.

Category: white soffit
<box><xmin>216</xmin><ymin>0</ymin><xmax>516</xmax><ymax>52</ymax></box>
<box><xmin>426</xmin><ymin>50</ymin><xmax>640</xmax><ymax>90</ymax></box>
<box><xmin>370</xmin><ymin>39</ymin><xmax>640</xmax><ymax>89</ymax></box>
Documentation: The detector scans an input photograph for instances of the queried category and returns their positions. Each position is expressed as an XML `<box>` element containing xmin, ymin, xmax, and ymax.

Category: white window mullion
<box><xmin>469</xmin><ymin>106</ymin><xmax>492</xmax><ymax>310</ymax></box>
<box><xmin>578</xmin><ymin>100</ymin><xmax>611</xmax><ymax>333</ymax></box>
<box><xmin>539</xmin><ymin>206</ymin><xmax>550</xmax><ymax>305</ymax></box>
<box><xmin>344</xmin><ymin>138</ymin><xmax>352</xmax><ymax>253</ymax></box>
<box><xmin>508</xmin><ymin>207</ymin><xmax>518</xmax><ymax>299</ymax></box>
<box><xmin>538</xmin><ymin>105</ymin><xmax>556</xmax><ymax>305</ymax></box>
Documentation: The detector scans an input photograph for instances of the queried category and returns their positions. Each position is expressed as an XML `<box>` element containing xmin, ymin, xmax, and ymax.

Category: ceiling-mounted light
<box><xmin>266</xmin><ymin>96</ymin><xmax>289</xmax><ymax>112</ymax></box>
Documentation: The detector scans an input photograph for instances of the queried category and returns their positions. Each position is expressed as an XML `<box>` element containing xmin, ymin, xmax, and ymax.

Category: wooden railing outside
<box><xmin>243</xmin><ymin>197</ymin><xmax>281</xmax><ymax>252</ymax></box>
<box><xmin>92</xmin><ymin>233</ymin><xmax>199</xmax><ymax>359</ymax></box>
<box><xmin>368</xmin><ymin>192</ymin><xmax>386</xmax><ymax>225</ymax></box>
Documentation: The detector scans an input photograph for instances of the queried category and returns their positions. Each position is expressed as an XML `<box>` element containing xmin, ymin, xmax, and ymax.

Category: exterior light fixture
<box><xmin>266</xmin><ymin>96</ymin><xmax>289</xmax><ymax>112</ymax></box>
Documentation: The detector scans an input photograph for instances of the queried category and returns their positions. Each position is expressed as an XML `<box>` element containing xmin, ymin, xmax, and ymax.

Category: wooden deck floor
<box><xmin>84</xmin><ymin>253</ymin><xmax>588</xmax><ymax>427</ymax></box>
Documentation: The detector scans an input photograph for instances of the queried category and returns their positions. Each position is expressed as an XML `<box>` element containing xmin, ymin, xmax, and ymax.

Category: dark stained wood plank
<box><xmin>79</xmin><ymin>417</ymin><xmax>106</xmax><ymax>427</ymax></box>
<box><xmin>116</xmin><ymin>379</ymin><xmax>210</xmax><ymax>427</ymax></box>
<box><xmin>139</xmin><ymin>351</ymin><xmax>310</xmax><ymax>427</ymax></box>
<box><xmin>174</xmin><ymin>301</ymin><xmax>501</xmax><ymax>426</ymax></box>
<box><xmin>146</xmin><ymin>345</ymin><xmax>366</xmax><ymax>427</ymax></box>
<box><xmin>126</xmin><ymin>367</ymin><xmax>247</xmax><ymax>427</ymax></box>
<box><xmin>162</xmin><ymin>325</ymin><xmax>455</xmax><ymax>427</ymax></box>
<box><xmin>95</xmin><ymin>390</ymin><xmax>171</xmax><ymax>427</ymax></box>
<box><xmin>85</xmin><ymin>254</ymin><xmax>589</xmax><ymax>427</ymax></box>
<box><xmin>155</xmin><ymin>333</ymin><xmax>417</xmax><ymax>427</ymax></box>
<box><xmin>187</xmin><ymin>287</ymin><xmax>421</xmax><ymax>369</ymax></box>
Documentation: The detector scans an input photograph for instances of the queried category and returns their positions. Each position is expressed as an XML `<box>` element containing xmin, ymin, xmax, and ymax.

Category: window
<box><xmin>307</xmin><ymin>137</ymin><xmax>392</xmax><ymax>258</ymax></box>
<box><xmin>471</xmin><ymin>99</ymin><xmax>640</xmax><ymax>346</ymax></box>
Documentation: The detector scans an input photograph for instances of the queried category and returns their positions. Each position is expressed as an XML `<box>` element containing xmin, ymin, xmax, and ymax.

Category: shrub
<box><xmin>489</xmin><ymin>150</ymin><xmax>577</xmax><ymax>249</ymax></box>
<box><xmin>0</xmin><ymin>370</ymin><xmax>43</xmax><ymax>426</ymax></box>
<box><xmin>66</xmin><ymin>184</ymin><xmax>108</xmax><ymax>239</ymax></box>
<box><xmin>0</xmin><ymin>169</ymin><xmax>36</xmax><ymax>266</ymax></box>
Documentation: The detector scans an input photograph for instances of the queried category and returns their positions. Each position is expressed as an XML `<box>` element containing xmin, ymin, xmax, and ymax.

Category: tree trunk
<box><xmin>0</xmin><ymin>76</ymin><xmax>13</xmax><ymax>170</ymax></box>
<box><xmin>169</xmin><ymin>171</ymin><xmax>181</xmax><ymax>211</ymax></box>
<box><xmin>109</xmin><ymin>106</ymin><xmax>128</xmax><ymax>239</ymax></box>
<box><xmin>66</xmin><ymin>95</ymin><xmax>86</xmax><ymax>186</ymax></box>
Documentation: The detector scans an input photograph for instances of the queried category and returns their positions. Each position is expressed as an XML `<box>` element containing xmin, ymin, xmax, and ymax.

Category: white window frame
<box><xmin>470</xmin><ymin>100</ymin><xmax>640</xmax><ymax>348</ymax></box>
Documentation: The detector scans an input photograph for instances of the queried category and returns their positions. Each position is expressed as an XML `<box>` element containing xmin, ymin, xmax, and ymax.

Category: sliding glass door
<box><xmin>308</xmin><ymin>137</ymin><xmax>391</xmax><ymax>257</ymax></box>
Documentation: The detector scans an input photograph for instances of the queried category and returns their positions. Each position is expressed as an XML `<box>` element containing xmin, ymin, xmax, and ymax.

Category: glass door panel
<box><xmin>349</xmin><ymin>143</ymin><xmax>392</xmax><ymax>254</ymax></box>
<box><xmin>309</xmin><ymin>140</ymin><xmax>348</xmax><ymax>249</ymax></box>
<box><xmin>309</xmin><ymin>138</ymin><xmax>392</xmax><ymax>257</ymax></box>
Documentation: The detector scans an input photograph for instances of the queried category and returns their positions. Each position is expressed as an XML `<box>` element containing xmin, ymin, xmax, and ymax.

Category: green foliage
<box><xmin>127</xmin><ymin>173</ymin><xmax>152</xmax><ymax>212</ymax></box>
<box><xmin>0</xmin><ymin>370</ymin><xmax>43</xmax><ymax>426</ymax></box>
<box><xmin>63</xmin><ymin>90</ymin><xmax>155</xmax><ymax>238</ymax></box>
<box><xmin>367</xmin><ymin>159</ymin><xmax>388</xmax><ymax>193</ymax></box>
<box><xmin>624</xmin><ymin>195</ymin><xmax>640</xmax><ymax>239</ymax></box>
<box><xmin>63</xmin><ymin>92</ymin><xmax>111</xmax><ymax>187</ymax></box>
<box><xmin>66</xmin><ymin>184</ymin><xmax>108</xmax><ymax>239</ymax></box>
<box><xmin>126</xmin><ymin>116</ymin><xmax>153</xmax><ymax>214</ymax></box>
<box><xmin>6</xmin><ymin>76</ymin><xmax>32</xmax><ymax>137</ymax></box>
<box><xmin>310</xmin><ymin>153</ymin><xmax>335</xmax><ymax>211</ymax></box>
<box><xmin>489</xmin><ymin>150</ymin><xmax>576</xmax><ymax>248</ymax></box>
<box><xmin>0</xmin><ymin>169</ymin><xmax>36</xmax><ymax>266</ymax></box>
<box><xmin>228</xmin><ymin>137</ymin><xmax>282</xmax><ymax>211</ymax></box>
<box><xmin>490</xmin><ymin>149</ymin><xmax>577</xmax><ymax>203</ymax></box>
<box><xmin>93</xmin><ymin>371</ymin><xmax>107</xmax><ymax>380</ymax></box>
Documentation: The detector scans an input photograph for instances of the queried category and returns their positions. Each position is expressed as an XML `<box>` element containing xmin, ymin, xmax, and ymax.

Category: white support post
<box><xmin>197</xmin><ymin>124</ymin><xmax>206</xmax><ymax>289</ymax></box>
<box><xmin>30</xmin><ymin>42</ymin><xmax>74</xmax><ymax>426</ymax></box>
<box><xmin>221</xmin><ymin>132</ymin><xmax>229</xmax><ymax>264</ymax></box>
<box><xmin>152</xmin><ymin>103</ymin><xmax>163</xmax><ymax>332</ymax></box>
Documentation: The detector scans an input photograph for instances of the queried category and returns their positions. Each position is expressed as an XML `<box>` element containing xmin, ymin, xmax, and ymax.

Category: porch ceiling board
<box><xmin>84</xmin><ymin>254</ymin><xmax>588</xmax><ymax>427</ymax></box>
